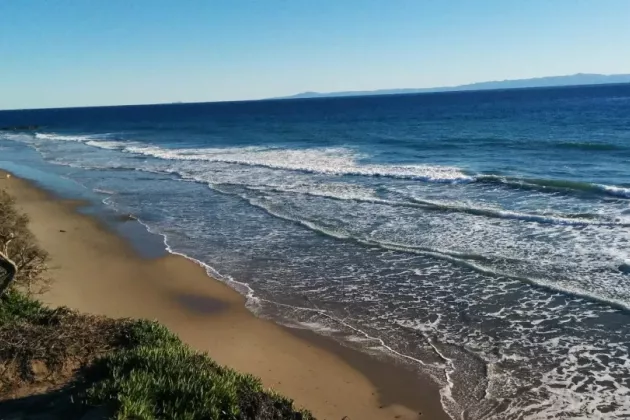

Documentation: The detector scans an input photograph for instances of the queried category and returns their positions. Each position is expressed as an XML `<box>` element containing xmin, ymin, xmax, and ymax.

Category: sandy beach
<box><xmin>0</xmin><ymin>170</ymin><xmax>448</xmax><ymax>420</ymax></box>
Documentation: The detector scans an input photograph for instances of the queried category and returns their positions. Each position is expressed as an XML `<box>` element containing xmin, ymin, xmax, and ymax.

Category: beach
<box><xmin>2</xmin><ymin>84</ymin><xmax>629</xmax><ymax>418</ymax></box>
<box><xmin>0</xmin><ymin>170</ymin><xmax>448</xmax><ymax>420</ymax></box>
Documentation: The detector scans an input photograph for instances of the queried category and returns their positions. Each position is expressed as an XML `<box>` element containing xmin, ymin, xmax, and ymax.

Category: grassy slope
<box><xmin>0</xmin><ymin>290</ymin><xmax>314</xmax><ymax>420</ymax></box>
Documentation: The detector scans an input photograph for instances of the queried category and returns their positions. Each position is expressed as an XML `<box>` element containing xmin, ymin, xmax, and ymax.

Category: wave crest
<box><xmin>27</xmin><ymin>132</ymin><xmax>630</xmax><ymax>200</ymax></box>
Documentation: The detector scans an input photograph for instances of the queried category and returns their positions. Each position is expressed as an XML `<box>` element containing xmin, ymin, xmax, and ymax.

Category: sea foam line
<box><xmin>22</xmin><ymin>134</ymin><xmax>625</xmax><ymax>228</ymax></box>
<box><xmin>133</xmin><ymin>208</ymin><xmax>442</xmax><ymax>370</ymax></box>
<box><xmin>219</xmin><ymin>186</ymin><xmax>630</xmax><ymax>313</ymax></box>
<box><xmin>33</xmin><ymin>132</ymin><xmax>474</xmax><ymax>183</ymax></box>
<box><xmin>28</xmin><ymin>132</ymin><xmax>630</xmax><ymax>199</ymax></box>
<box><xmin>109</xmin><ymin>198</ymin><xmax>462</xmax><ymax>419</ymax></box>
<box><xmin>95</xmin><ymin>183</ymin><xmax>462</xmax><ymax>418</ymax></box>
<box><xmin>13</xmin><ymin>134</ymin><xmax>630</xmax><ymax>311</ymax></box>
<box><xmin>243</xmin><ymin>183</ymin><xmax>627</xmax><ymax>226</ymax></box>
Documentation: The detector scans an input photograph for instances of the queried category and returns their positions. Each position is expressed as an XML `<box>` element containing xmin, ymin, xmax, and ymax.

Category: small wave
<box><xmin>110</xmin><ymin>195</ymin><xmax>460</xmax><ymax>415</ymax></box>
<box><xmin>0</xmin><ymin>132</ymin><xmax>34</xmax><ymax>142</ymax></box>
<box><xmin>596</xmin><ymin>184</ymin><xmax>630</xmax><ymax>199</ymax></box>
<box><xmin>216</xmin><ymin>188</ymin><xmax>630</xmax><ymax>312</ymax></box>
<box><xmin>93</xmin><ymin>188</ymin><xmax>115</xmax><ymax>195</ymax></box>
<box><xmin>42</xmin><ymin>134</ymin><xmax>470</xmax><ymax>183</ymax></box>
<box><xmin>34</xmin><ymin>133</ymin><xmax>127</xmax><ymax>151</ymax></box>
<box><xmin>397</xmin><ymin>193</ymin><xmax>627</xmax><ymax>226</ymax></box>
<box><xmin>85</xmin><ymin>140</ymin><xmax>125</xmax><ymax>150</ymax></box>
<box><xmin>478</xmin><ymin>175</ymin><xmax>630</xmax><ymax>200</ymax></box>
<box><xmin>35</xmin><ymin>132</ymin><xmax>94</xmax><ymax>142</ymax></box>
<box><xmin>555</xmin><ymin>141</ymin><xmax>624</xmax><ymax>151</ymax></box>
<box><xmin>120</xmin><ymin>208</ymin><xmax>259</xmax><ymax>302</ymax></box>
<box><xmin>26</xmin><ymin>133</ymin><xmax>630</xmax><ymax>200</ymax></box>
<box><xmin>26</xmin><ymin>132</ymin><xmax>630</xmax><ymax>226</ymax></box>
<box><xmin>89</xmin><ymin>141</ymin><xmax>630</xmax><ymax>199</ymax></box>
<box><xmin>123</xmin><ymin>145</ymin><xmax>474</xmax><ymax>183</ymax></box>
<box><xmin>241</xmin><ymin>184</ymin><xmax>627</xmax><ymax>226</ymax></box>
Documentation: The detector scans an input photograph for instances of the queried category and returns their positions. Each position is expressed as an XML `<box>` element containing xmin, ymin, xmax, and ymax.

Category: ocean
<box><xmin>1</xmin><ymin>84</ymin><xmax>630</xmax><ymax>419</ymax></box>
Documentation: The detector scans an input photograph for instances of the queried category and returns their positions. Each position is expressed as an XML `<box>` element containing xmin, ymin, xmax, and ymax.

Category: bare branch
<box><xmin>0</xmin><ymin>189</ymin><xmax>49</xmax><ymax>297</ymax></box>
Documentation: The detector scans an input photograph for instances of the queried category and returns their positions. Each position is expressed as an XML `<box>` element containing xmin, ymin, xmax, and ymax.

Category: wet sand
<box><xmin>0</xmin><ymin>170</ymin><xmax>449</xmax><ymax>420</ymax></box>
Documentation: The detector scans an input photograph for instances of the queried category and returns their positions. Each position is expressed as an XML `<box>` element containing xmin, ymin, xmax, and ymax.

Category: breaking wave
<box><xmin>31</xmin><ymin>132</ymin><xmax>630</xmax><ymax>200</ymax></box>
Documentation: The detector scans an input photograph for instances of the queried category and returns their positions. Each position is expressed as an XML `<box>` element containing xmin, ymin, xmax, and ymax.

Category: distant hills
<box><xmin>281</xmin><ymin>73</ymin><xmax>630</xmax><ymax>99</ymax></box>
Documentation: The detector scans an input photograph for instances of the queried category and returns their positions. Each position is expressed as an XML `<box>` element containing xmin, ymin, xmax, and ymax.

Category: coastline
<box><xmin>0</xmin><ymin>170</ymin><xmax>449</xmax><ymax>420</ymax></box>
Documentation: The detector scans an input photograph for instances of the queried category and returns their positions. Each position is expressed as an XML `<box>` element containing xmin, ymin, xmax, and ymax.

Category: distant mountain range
<box><xmin>280</xmin><ymin>73</ymin><xmax>630</xmax><ymax>99</ymax></box>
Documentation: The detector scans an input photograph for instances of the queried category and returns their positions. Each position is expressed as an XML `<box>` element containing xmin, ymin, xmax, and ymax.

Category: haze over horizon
<box><xmin>1</xmin><ymin>0</ymin><xmax>630</xmax><ymax>110</ymax></box>
<box><xmin>280</xmin><ymin>73</ymin><xmax>630</xmax><ymax>99</ymax></box>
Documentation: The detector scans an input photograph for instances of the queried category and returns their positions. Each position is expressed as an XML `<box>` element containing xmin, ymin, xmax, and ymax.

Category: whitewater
<box><xmin>2</xmin><ymin>84</ymin><xmax>630</xmax><ymax>419</ymax></box>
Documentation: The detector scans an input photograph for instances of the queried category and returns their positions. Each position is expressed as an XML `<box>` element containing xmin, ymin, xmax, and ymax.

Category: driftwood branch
<box><xmin>0</xmin><ymin>189</ymin><xmax>49</xmax><ymax>298</ymax></box>
<box><xmin>0</xmin><ymin>249</ymin><xmax>17</xmax><ymax>296</ymax></box>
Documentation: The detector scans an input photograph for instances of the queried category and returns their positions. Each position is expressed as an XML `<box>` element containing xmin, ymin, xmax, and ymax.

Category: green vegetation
<box><xmin>0</xmin><ymin>189</ymin><xmax>49</xmax><ymax>297</ymax></box>
<box><xmin>0</xmin><ymin>290</ymin><xmax>314</xmax><ymax>419</ymax></box>
<box><xmin>0</xmin><ymin>188</ymin><xmax>313</xmax><ymax>419</ymax></box>
<box><xmin>0</xmin><ymin>288</ymin><xmax>49</xmax><ymax>323</ymax></box>
<box><xmin>86</xmin><ymin>320</ymin><xmax>312</xmax><ymax>419</ymax></box>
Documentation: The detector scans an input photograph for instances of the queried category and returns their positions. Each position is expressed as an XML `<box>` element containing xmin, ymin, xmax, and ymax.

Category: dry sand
<box><xmin>0</xmin><ymin>171</ymin><xmax>449</xmax><ymax>420</ymax></box>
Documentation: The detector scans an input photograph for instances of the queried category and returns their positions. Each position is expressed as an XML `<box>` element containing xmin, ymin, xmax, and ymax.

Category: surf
<box><xmin>29</xmin><ymin>132</ymin><xmax>630</xmax><ymax>202</ymax></box>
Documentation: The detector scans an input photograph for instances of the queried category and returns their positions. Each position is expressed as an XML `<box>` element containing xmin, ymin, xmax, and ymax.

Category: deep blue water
<box><xmin>2</xmin><ymin>84</ymin><xmax>630</xmax><ymax>419</ymax></box>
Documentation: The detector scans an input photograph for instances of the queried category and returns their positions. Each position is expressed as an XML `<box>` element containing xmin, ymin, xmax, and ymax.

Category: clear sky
<box><xmin>1</xmin><ymin>0</ymin><xmax>629</xmax><ymax>109</ymax></box>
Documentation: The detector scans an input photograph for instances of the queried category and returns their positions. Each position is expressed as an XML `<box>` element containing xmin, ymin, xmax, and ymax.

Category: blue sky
<box><xmin>1</xmin><ymin>0</ymin><xmax>629</xmax><ymax>109</ymax></box>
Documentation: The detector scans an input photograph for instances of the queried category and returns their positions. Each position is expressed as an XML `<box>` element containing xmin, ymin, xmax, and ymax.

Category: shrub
<box><xmin>0</xmin><ymin>189</ymin><xmax>49</xmax><ymax>297</ymax></box>
<box><xmin>0</xmin><ymin>292</ymin><xmax>314</xmax><ymax>419</ymax></box>
<box><xmin>83</xmin><ymin>320</ymin><xmax>313</xmax><ymax>419</ymax></box>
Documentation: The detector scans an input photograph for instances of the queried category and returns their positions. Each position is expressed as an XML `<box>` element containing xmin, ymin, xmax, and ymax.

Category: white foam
<box><xmin>85</xmin><ymin>140</ymin><xmax>124</xmax><ymax>150</ymax></box>
<box><xmin>93</xmin><ymin>188</ymin><xmax>115</xmax><ymax>195</ymax></box>
<box><xmin>247</xmin><ymin>183</ymin><xmax>625</xmax><ymax>226</ymax></box>
<box><xmin>34</xmin><ymin>132</ymin><xmax>93</xmax><ymax>142</ymax></box>
<box><xmin>27</xmin><ymin>133</ymin><xmax>630</xmax><ymax>204</ymax></box>
<box><xmin>0</xmin><ymin>132</ymin><xmax>33</xmax><ymax>142</ymax></box>
<box><xmin>597</xmin><ymin>184</ymin><xmax>630</xmax><ymax>199</ymax></box>
<box><xmin>402</xmin><ymin>194</ymin><xmax>627</xmax><ymax>226</ymax></box>
<box><xmin>10</xmin><ymin>129</ymin><xmax>630</xmax><ymax>419</ymax></box>
<box><xmin>227</xmin><ymin>185</ymin><xmax>630</xmax><ymax>312</ymax></box>
<box><xmin>295</xmin><ymin>321</ymin><xmax>340</xmax><ymax>334</ymax></box>
<box><xmin>121</xmin><ymin>144</ymin><xmax>473</xmax><ymax>183</ymax></box>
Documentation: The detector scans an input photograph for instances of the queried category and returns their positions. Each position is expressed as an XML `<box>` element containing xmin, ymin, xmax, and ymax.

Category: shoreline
<box><xmin>0</xmin><ymin>170</ymin><xmax>449</xmax><ymax>420</ymax></box>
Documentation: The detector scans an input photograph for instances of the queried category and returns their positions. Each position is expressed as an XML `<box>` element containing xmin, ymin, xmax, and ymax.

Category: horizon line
<box><xmin>2</xmin><ymin>76</ymin><xmax>630</xmax><ymax>112</ymax></box>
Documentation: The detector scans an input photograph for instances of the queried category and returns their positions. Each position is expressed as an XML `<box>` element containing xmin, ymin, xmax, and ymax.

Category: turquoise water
<box><xmin>2</xmin><ymin>84</ymin><xmax>630</xmax><ymax>419</ymax></box>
